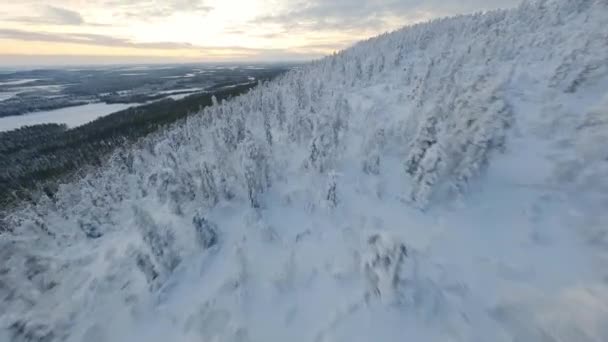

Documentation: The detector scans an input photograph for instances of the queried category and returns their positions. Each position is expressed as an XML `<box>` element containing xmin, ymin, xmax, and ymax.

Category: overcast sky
<box><xmin>0</xmin><ymin>0</ymin><xmax>521</xmax><ymax>66</ymax></box>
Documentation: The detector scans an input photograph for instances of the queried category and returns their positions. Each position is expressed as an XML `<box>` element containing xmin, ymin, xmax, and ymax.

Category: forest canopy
<box><xmin>0</xmin><ymin>74</ymin><xmax>284</xmax><ymax>213</ymax></box>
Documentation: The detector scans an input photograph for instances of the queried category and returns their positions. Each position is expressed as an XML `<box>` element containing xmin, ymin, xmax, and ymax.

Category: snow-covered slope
<box><xmin>2</xmin><ymin>0</ymin><xmax>608</xmax><ymax>341</ymax></box>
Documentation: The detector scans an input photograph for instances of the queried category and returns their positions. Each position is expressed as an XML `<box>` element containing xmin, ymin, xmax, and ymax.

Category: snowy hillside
<box><xmin>2</xmin><ymin>0</ymin><xmax>608</xmax><ymax>341</ymax></box>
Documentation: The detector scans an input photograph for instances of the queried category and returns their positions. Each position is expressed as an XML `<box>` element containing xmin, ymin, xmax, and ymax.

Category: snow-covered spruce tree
<box><xmin>133</xmin><ymin>205</ymin><xmax>181</xmax><ymax>275</ymax></box>
<box><xmin>192</xmin><ymin>211</ymin><xmax>218</xmax><ymax>249</ymax></box>
<box><xmin>240</xmin><ymin>130</ymin><xmax>271</xmax><ymax>209</ymax></box>
<box><xmin>1</xmin><ymin>1</ymin><xmax>608</xmax><ymax>340</ymax></box>
<box><xmin>197</xmin><ymin>161</ymin><xmax>219</xmax><ymax>208</ymax></box>
<box><xmin>405</xmin><ymin>116</ymin><xmax>439</xmax><ymax>177</ymax></box>
<box><xmin>325</xmin><ymin>171</ymin><xmax>339</xmax><ymax>208</ymax></box>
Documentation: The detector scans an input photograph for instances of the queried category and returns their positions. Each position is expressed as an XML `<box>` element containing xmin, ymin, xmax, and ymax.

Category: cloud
<box><xmin>0</xmin><ymin>28</ymin><xmax>327</xmax><ymax>60</ymax></box>
<box><xmin>44</xmin><ymin>5</ymin><xmax>84</xmax><ymax>25</ymax></box>
<box><xmin>0</xmin><ymin>51</ymin><xmax>318</xmax><ymax>67</ymax></box>
<box><xmin>0</xmin><ymin>27</ymin><xmax>333</xmax><ymax>64</ymax></box>
<box><xmin>5</xmin><ymin>1</ymin><xmax>213</xmax><ymax>25</ymax></box>
<box><xmin>255</xmin><ymin>0</ymin><xmax>521</xmax><ymax>32</ymax></box>
<box><xmin>0</xmin><ymin>28</ymin><xmax>193</xmax><ymax>49</ymax></box>
<box><xmin>104</xmin><ymin>0</ymin><xmax>213</xmax><ymax>20</ymax></box>
<box><xmin>0</xmin><ymin>0</ymin><xmax>524</xmax><ymax>64</ymax></box>
<box><xmin>6</xmin><ymin>5</ymin><xmax>111</xmax><ymax>26</ymax></box>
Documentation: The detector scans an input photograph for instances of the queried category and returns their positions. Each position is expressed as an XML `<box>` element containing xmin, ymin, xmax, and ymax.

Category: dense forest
<box><xmin>0</xmin><ymin>78</ymin><xmax>281</xmax><ymax>212</ymax></box>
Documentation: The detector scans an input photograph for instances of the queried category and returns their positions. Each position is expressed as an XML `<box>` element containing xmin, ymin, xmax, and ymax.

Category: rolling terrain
<box><xmin>0</xmin><ymin>64</ymin><xmax>290</xmax><ymax>119</ymax></box>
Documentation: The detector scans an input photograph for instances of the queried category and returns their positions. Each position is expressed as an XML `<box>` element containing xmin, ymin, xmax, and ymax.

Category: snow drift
<box><xmin>2</xmin><ymin>0</ymin><xmax>608</xmax><ymax>341</ymax></box>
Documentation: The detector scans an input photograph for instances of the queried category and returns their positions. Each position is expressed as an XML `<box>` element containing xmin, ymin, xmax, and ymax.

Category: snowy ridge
<box><xmin>2</xmin><ymin>0</ymin><xmax>608</xmax><ymax>341</ymax></box>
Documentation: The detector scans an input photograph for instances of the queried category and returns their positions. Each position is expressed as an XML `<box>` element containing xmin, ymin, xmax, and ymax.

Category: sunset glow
<box><xmin>0</xmin><ymin>0</ymin><xmax>519</xmax><ymax>65</ymax></box>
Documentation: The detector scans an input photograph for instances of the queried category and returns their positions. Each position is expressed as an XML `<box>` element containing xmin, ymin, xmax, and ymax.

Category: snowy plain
<box><xmin>1</xmin><ymin>0</ymin><xmax>608</xmax><ymax>341</ymax></box>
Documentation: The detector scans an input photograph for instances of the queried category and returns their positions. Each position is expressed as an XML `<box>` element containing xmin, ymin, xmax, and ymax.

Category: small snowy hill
<box><xmin>2</xmin><ymin>0</ymin><xmax>608</xmax><ymax>341</ymax></box>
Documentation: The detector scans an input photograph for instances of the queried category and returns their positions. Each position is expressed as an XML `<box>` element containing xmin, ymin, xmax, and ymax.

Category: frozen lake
<box><xmin>0</xmin><ymin>78</ymin><xmax>40</xmax><ymax>86</ymax></box>
<box><xmin>0</xmin><ymin>102</ymin><xmax>136</xmax><ymax>132</ymax></box>
<box><xmin>0</xmin><ymin>91</ymin><xmax>19</xmax><ymax>101</ymax></box>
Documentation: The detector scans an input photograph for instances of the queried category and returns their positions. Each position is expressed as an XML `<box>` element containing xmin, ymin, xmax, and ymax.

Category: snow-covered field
<box><xmin>0</xmin><ymin>91</ymin><xmax>19</xmax><ymax>101</ymax></box>
<box><xmin>152</xmin><ymin>88</ymin><xmax>207</xmax><ymax>100</ymax></box>
<box><xmin>167</xmin><ymin>92</ymin><xmax>201</xmax><ymax>100</ymax></box>
<box><xmin>0</xmin><ymin>79</ymin><xmax>40</xmax><ymax>86</ymax></box>
<box><xmin>0</xmin><ymin>102</ymin><xmax>136</xmax><ymax>132</ymax></box>
<box><xmin>1</xmin><ymin>1</ymin><xmax>607</xmax><ymax>341</ymax></box>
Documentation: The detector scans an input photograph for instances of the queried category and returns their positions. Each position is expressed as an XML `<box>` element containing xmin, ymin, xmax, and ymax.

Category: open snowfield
<box><xmin>1</xmin><ymin>0</ymin><xmax>607</xmax><ymax>341</ymax></box>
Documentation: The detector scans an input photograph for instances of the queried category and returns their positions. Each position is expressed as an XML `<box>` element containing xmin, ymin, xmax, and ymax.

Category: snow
<box><xmin>0</xmin><ymin>91</ymin><xmax>19</xmax><ymax>101</ymax></box>
<box><xmin>1</xmin><ymin>0</ymin><xmax>608</xmax><ymax>341</ymax></box>
<box><xmin>0</xmin><ymin>102</ymin><xmax>136</xmax><ymax>132</ymax></box>
<box><xmin>167</xmin><ymin>93</ymin><xmax>202</xmax><ymax>100</ymax></box>
<box><xmin>155</xmin><ymin>87</ymin><xmax>205</xmax><ymax>95</ymax></box>
<box><xmin>147</xmin><ymin>88</ymin><xmax>206</xmax><ymax>100</ymax></box>
<box><xmin>161</xmin><ymin>73</ymin><xmax>196</xmax><ymax>79</ymax></box>
<box><xmin>11</xmin><ymin>84</ymin><xmax>65</xmax><ymax>93</ymax></box>
<box><xmin>0</xmin><ymin>78</ymin><xmax>40</xmax><ymax>86</ymax></box>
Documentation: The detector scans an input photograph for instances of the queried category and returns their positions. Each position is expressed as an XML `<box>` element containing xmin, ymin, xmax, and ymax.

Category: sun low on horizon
<box><xmin>0</xmin><ymin>0</ymin><xmax>520</xmax><ymax>65</ymax></box>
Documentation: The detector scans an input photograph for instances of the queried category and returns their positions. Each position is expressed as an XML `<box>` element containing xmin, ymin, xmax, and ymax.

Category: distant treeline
<box><xmin>0</xmin><ymin>77</ymin><xmax>280</xmax><ymax>211</ymax></box>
